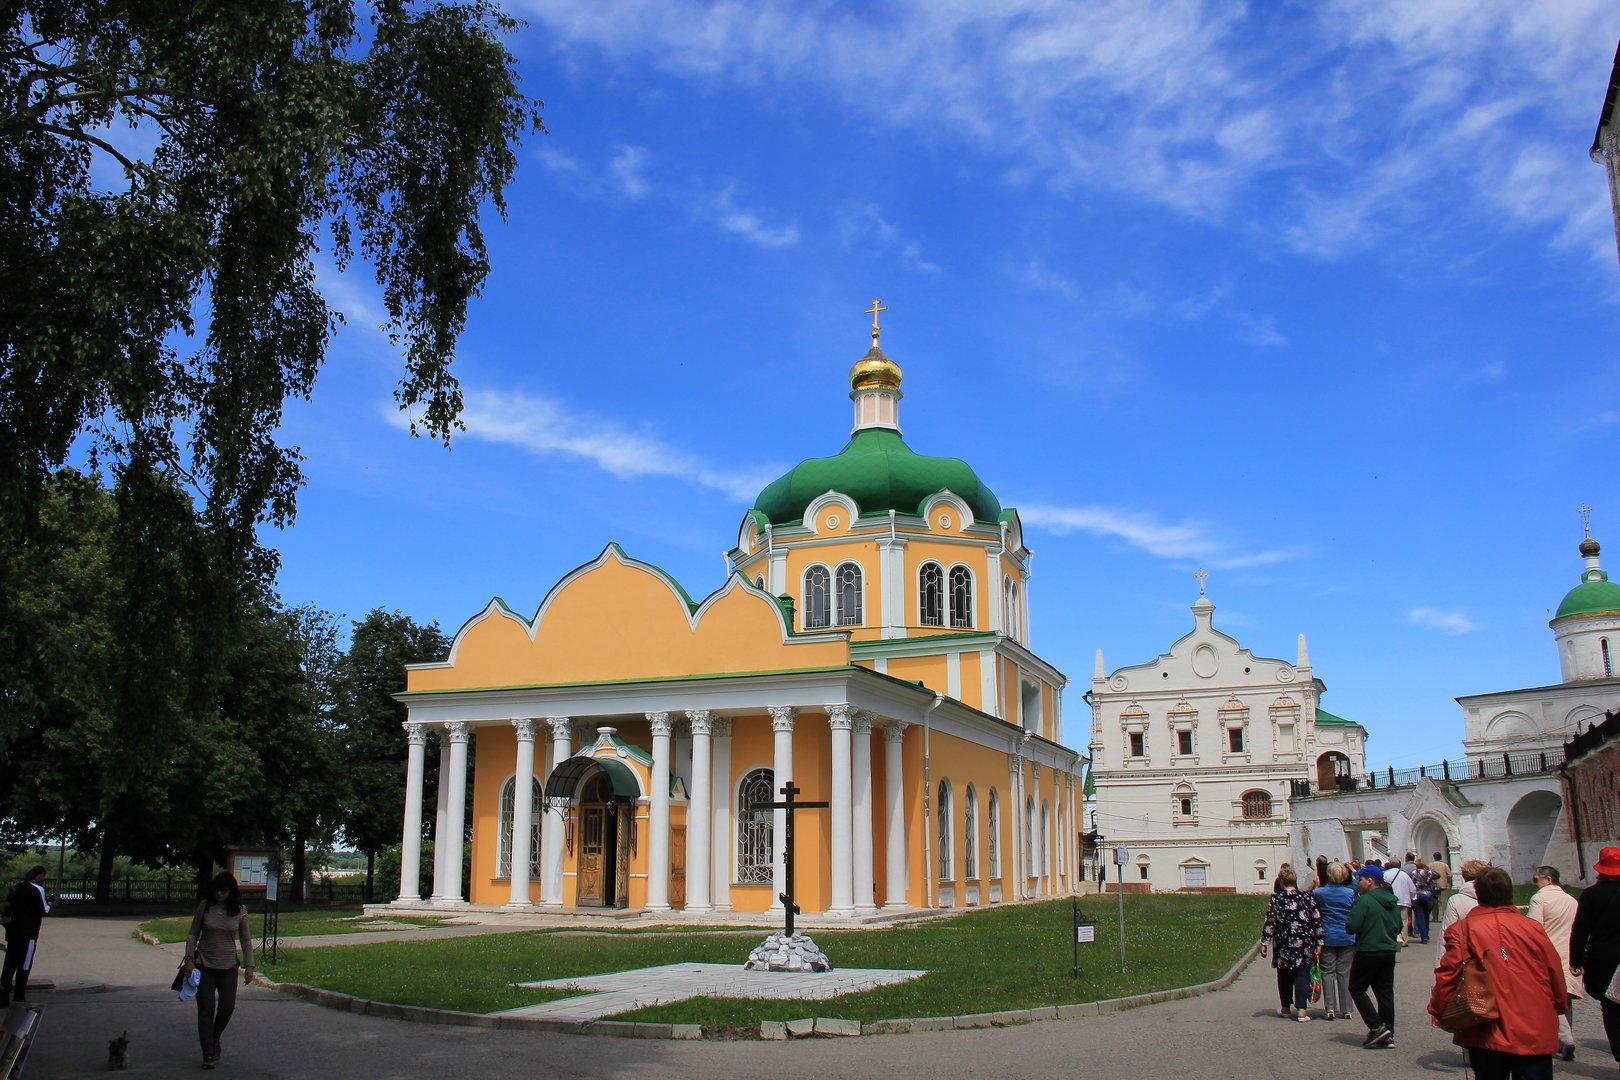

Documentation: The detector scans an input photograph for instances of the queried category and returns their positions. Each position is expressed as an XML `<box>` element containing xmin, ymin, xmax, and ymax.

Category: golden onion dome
<box><xmin>849</xmin><ymin>344</ymin><xmax>903</xmax><ymax>393</ymax></box>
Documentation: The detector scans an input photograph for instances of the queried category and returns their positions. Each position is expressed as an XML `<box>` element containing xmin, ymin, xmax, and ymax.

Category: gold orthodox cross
<box><xmin>865</xmin><ymin>298</ymin><xmax>888</xmax><ymax>342</ymax></box>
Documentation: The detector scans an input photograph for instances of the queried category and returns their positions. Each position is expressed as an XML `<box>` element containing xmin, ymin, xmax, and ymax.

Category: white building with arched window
<box><xmin>1089</xmin><ymin>585</ymin><xmax>1366</xmax><ymax>893</ymax></box>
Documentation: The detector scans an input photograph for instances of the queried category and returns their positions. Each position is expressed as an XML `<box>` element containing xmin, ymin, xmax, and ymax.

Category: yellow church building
<box><xmin>391</xmin><ymin>312</ymin><xmax>1087</xmax><ymax>918</ymax></box>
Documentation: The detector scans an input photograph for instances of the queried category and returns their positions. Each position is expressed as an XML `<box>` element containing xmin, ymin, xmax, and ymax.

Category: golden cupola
<box><xmin>849</xmin><ymin>298</ymin><xmax>903</xmax><ymax>432</ymax></box>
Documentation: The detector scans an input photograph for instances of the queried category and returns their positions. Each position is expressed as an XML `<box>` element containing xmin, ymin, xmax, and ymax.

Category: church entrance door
<box><xmin>576</xmin><ymin>772</ymin><xmax>621</xmax><ymax>908</ymax></box>
<box><xmin>670</xmin><ymin>826</ymin><xmax>686</xmax><ymax>907</ymax></box>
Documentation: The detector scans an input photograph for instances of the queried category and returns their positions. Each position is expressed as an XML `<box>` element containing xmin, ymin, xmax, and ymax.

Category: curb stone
<box><xmin>261</xmin><ymin>940</ymin><xmax>1262</xmax><ymax>1042</ymax></box>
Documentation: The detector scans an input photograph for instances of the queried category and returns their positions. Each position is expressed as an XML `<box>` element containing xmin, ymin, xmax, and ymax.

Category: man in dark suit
<box><xmin>1</xmin><ymin>865</ymin><xmax>51</xmax><ymax>1006</ymax></box>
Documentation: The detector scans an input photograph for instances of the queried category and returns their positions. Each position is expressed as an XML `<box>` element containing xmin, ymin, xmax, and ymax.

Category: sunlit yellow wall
<box><xmin>926</xmin><ymin>730</ymin><xmax>1015</xmax><ymax>907</ymax></box>
<box><xmin>726</xmin><ymin>716</ymin><xmax>777</xmax><ymax>912</ymax></box>
<box><xmin>408</xmin><ymin>549</ymin><xmax>848</xmax><ymax>694</ymax></box>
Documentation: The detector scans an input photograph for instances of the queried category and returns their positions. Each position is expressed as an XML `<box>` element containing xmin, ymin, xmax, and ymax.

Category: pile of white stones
<box><xmin>743</xmin><ymin>932</ymin><xmax>834</xmax><ymax>972</ymax></box>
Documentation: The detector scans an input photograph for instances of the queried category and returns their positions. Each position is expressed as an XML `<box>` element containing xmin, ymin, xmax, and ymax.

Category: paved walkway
<box><xmin>504</xmin><ymin>963</ymin><xmax>925</xmax><ymax>1021</ymax></box>
<box><xmin>19</xmin><ymin>914</ymin><xmax>1620</xmax><ymax>1078</ymax></box>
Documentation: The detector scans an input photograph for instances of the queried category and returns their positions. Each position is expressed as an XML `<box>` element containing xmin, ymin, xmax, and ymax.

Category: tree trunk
<box><xmin>95</xmin><ymin>832</ymin><xmax>116</xmax><ymax>903</ymax></box>
<box><xmin>365</xmin><ymin>849</ymin><xmax>376</xmax><ymax>903</ymax></box>
<box><xmin>290</xmin><ymin>837</ymin><xmax>307</xmax><ymax>904</ymax></box>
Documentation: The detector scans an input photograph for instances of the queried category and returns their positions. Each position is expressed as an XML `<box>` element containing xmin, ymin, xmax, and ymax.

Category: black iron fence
<box><xmin>54</xmin><ymin>876</ymin><xmax>372</xmax><ymax>906</ymax></box>
<box><xmin>1289</xmin><ymin>747</ymin><xmax>1566</xmax><ymax>800</ymax></box>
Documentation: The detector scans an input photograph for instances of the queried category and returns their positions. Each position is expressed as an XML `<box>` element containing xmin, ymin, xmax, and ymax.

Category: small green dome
<box><xmin>1554</xmin><ymin>571</ymin><xmax>1620</xmax><ymax>620</ymax></box>
<box><xmin>753</xmin><ymin>428</ymin><xmax>1002</xmax><ymax>526</ymax></box>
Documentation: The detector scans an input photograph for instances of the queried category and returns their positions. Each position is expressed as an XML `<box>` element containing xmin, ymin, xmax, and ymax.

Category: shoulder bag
<box><xmin>1438</xmin><ymin>918</ymin><xmax>1500</xmax><ymax>1033</ymax></box>
<box><xmin>1605</xmin><ymin>963</ymin><xmax>1620</xmax><ymax>1005</ymax></box>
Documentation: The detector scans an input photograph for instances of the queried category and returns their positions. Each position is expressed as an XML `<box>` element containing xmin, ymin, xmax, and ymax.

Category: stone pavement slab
<box><xmin>504</xmin><ymin>962</ymin><xmax>926</xmax><ymax>1020</ymax></box>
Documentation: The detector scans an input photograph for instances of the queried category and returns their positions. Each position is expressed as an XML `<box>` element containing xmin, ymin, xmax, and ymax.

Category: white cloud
<box><xmin>1021</xmin><ymin>504</ymin><xmax>1296</xmax><ymax>568</ymax></box>
<box><xmin>836</xmin><ymin>203</ymin><xmax>942</xmax><ymax>276</ymax></box>
<box><xmin>388</xmin><ymin>388</ymin><xmax>779</xmax><ymax>502</ymax></box>
<box><xmin>707</xmin><ymin>185</ymin><xmax>798</xmax><ymax>247</ymax></box>
<box><xmin>608</xmin><ymin>144</ymin><xmax>650</xmax><ymax>198</ymax></box>
<box><xmin>1408</xmin><ymin>607</ymin><xmax>1480</xmax><ymax>635</ymax></box>
<box><xmin>517</xmin><ymin>0</ymin><xmax>1620</xmax><ymax>259</ymax></box>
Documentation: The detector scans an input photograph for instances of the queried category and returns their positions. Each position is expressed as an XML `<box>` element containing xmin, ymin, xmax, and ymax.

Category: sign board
<box><xmin>1075</xmin><ymin>924</ymin><xmax>1096</xmax><ymax>944</ymax></box>
<box><xmin>227</xmin><ymin>846</ymin><xmax>277</xmax><ymax>891</ymax></box>
<box><xmin>1112</xmin><ymin>846</ymin><xmax>1130</xmax><ymax>865</ymax></box>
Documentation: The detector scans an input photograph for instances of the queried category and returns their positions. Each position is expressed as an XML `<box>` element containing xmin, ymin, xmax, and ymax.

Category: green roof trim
<box><xmin>1554</xmin><ymin>569</ymin><xmax>1620</xmax><ymax>620</ymax></box>
<box><xmin>1082</xmin><ymin>766</ymin><xmax>1096</xmax><ymax>798</ymax></box>
<box><xmin>751</xmin><ymin>428</ymin><xmax>1002</xmax><ymax>527</ymax></box>
<box><xmin>603</xmin><ymin>542</ymin><xmax>700</xmax><ymax>614</ymax></box>
<box><xmin>1314</xmin><ymin>707</ymin><xmax>1362</xmax><ymax>728</ymax></box>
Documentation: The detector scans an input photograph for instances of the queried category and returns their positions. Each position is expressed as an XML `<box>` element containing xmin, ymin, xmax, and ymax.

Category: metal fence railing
<box><xmin>53</xmin><ymin>877</ymin><xmax>372</xmax><ymax>906</ymax></box>
<box><xmin>1289</xmin><ymin>747</ymin><xmax>1566</xmax><ymax>800</ymax></box>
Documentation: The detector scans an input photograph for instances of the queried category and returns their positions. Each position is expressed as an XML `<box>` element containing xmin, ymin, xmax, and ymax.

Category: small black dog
<box><xmin>107</xmin><ymin>1030</ymin><xmax>130</xmax><ymax>1070</ymax></box>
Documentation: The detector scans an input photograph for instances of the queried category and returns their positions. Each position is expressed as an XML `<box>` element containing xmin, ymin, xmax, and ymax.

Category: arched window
<box><xmin>1004</xmin><ymin>578</ymin><xmax>1019</xmax><ymax>640</ymax></box>
<box><xmin>919</xmin><ymin>562</ymin><xmax>944</xmax><ymax>626</ymax></box>
<box><xmin>1604</xmin><ymin>637</ymin><xmax>1613</xmax><ymax>677</ymax></box>
<box><xmin>937</xmin><ymin>779</ymin><xmax>953</xmax><ymax>881</ymax></box>
<box><xmin>1040</xmin><ymin>800</ymin><xmax>1051</xmax><ymax>877</ymax></box>
<box><xmin>497</xmin><ymin>776</ymin><xmax>543</xmax><ymax>880</ymax></box>
<box><xmin>964</xmin><ymin>784</ymin><xmax>979</xmax><ymax>879</ymax></box>
<box><xmin>1025</xmin><ymin>795</ymin><xmax>1036</xmax><ymax>874</ymax></box>
<box><xmin>988</xmin><ymin>789</ymin><xmax>1001</xmax><ymax>877</ymax></box>
<box><xmin>949</xmin><ymin>565</ymin><xmax>973</xmax><ymax>628</ymax></box>
<box><xmin>1242</xmin><ymin>790</ymin><xmax>1273</xmax><ymax>820</ymax></box>
<box><xmin>803</xmin><ymin>566</ymin><xmax>831</xmax><ymax>630</ymax></box>
<box><xmin>835</xmin><ymin>561</ymin><xmax>863</xmax><ymax>626</ymax></box>
<box><xmin>737</xmin><ymin>768</ymin><xmax>775</xmax><ymax>883</ymax></box>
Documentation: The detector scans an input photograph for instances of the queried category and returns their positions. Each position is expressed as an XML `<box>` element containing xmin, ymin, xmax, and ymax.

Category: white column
<box><xmin>435</xmin><ymin>722</ymin><xmax>470</xmax><ymax>903</ymax></box>
<box><xmin>397</xmin><ymin>724</ymin><xmax>427</xmax><ymax>903</ymax></box>
<box><xmin>827</xmin><ymin>704</ymin><xmax>855</xmax><ymax>915</ymax></box>
<box><xmin>507</xmin><ymin>719</ymin><xmax>537</xmax><ymax>908</ymax></box>
<box><xmin>646</xmin><ymin>711</ymin><xmax>674</xmax><ymax>911</ymax></box>
<box><xmin>686</xmin><ymin>710</ymin><xmax>714</xmax><ymax>913</ymax></box>
<box><xmin>853</xmin><ymin>712</ymin><xmax>877</xmax><ymax>914</ymax></box>
<box><xmin>883</xmin><ymin>720</ymin><xmax>909</xmax><ymax>908</ymax></box>
<box><xmin>768</xmin><ymin>706</ymin><xmax>796</xmax><ymax>907</ymax></box>
<box><xmin>432</xmin><ymin>729</ymin><xmax>451</xmax><ymax>899</ymax></box>
<box><xmin>1009</xmin><ymin>751</ymin><xmax>1024</xmax><ymax>899</ymax></box>
<box><xmin>540</xmin><ymin>717</ymin><xmax>571</xmax><ymax>907</ymax></box>
<box><xmin>711</xmin><ymin>717</ymin><xmax>733</xmax><ymax>910</ymax></box>
<box><xmin>1031</xmin><ymin>761</ymin><xmax>1044</xmax><ymax>897</ymax></box>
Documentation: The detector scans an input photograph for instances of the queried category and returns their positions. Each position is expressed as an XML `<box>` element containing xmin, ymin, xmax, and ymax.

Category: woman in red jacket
<box><xmin>1428</xmin><ymin>866</ymin><xmax>1569</xmax><ymax>1080</ymax></box>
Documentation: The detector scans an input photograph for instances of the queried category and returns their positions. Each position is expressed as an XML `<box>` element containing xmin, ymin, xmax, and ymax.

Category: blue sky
<box><xmin>271</xmin><ymin>0</ymin><xmax>1620</xmax><ymax>770</ymax></box>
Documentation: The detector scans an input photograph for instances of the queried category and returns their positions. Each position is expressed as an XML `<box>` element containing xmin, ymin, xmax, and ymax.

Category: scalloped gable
<box><xmin>407</xmin><ymin>545</ymin><xmax>850</xmax><ymax>691</ymax></box>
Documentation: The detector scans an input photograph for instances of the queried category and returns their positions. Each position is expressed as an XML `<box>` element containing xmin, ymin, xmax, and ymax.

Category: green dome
<box><xmin>1554</xmin><ymin>571</ymin><xmax>1620</xmax><ymax>620</ymax></box>
<box><xmin>753</xmin><ymin>428</ymin><xmax>1002</xmax><ymax>526</ymax></box>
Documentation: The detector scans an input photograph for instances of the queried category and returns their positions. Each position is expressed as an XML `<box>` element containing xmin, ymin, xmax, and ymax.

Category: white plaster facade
<box><xmin>1088</xmin><ymin>592</ymin><xmax>1366</xmax><ymax>893</ymax></box>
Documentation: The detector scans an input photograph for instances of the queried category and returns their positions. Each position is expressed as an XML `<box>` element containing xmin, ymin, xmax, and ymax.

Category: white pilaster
<box><xmin>883</xmin><ymin>720</ymin><xmax>910</xmax><ymax>908</ymax></box>
<box><xmin>1031</xmin><ymin>761</ymin><xmax>1044</xmax><ymax>897</ymax></box>
<box><xmin>540</xmin><ymin>717</ymin><xmax>571</xmax><ymax>908</ymax></box>
<box><xmin>1008</xmin><ymin>750</ymin><xmax>1024</xmax><ymax>899</ymax></box>
<box><xmin>768</xmin><ymin>706</ymin><xmax>796</xmax><ymax>906</ymax></box>
<box><xmin>432</xmin><ymin>729</ymin><xmax>451</xmax><ymax>899</ymax></box>
<box><xmin>397</xmin><ymin>724</ymin><xmax>427</xmax><ymax>903</ymax></box>
<box><xmin>435</xmin><ymin>722</ymin><xmax>470</xmax><ymax>903</ymax></box>
<box><xmin>853</xmin><ymin>712</ymin><xmax>877</xmax><ymax>913</ymax></box>
<box><xmin>685</xmin><ymin>710</ymin><xmax>714</xmax><ymax>913</ymax></box>
<box><xmin>646</xmin><ymin>711</ymin><xmax>673</xmax><ymax>911</ymax></box>
<box><xmin>711</xmin><ymin>717</ymin><xmax>733</xmax><ymax>910</ymax></box>
<box><xmin>827</xmin><ymin>704</ymin><xmax>856</xmax><ymax>915</ymax></box>
<box><xmin>507</xmin><ymin>719</ymin><xmax>537</xmax><ymax>908</ymax></box>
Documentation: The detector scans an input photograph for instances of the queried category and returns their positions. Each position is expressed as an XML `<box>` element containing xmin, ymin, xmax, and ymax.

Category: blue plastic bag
<box><xmin>178</xmin><ymin>966</ymin><xmax>201</xmax><ymax>1002</ymax></box>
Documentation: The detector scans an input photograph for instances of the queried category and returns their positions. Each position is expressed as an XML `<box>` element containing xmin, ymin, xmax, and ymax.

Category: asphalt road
<box><xmin>17</xmin><ymin>913</ymin><xmax>1617</xmax><ymax>1079</ymax></box>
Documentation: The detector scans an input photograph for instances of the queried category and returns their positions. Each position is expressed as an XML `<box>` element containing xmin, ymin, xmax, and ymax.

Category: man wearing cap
<box><xmin>1346</xmin><ymin>863</ymin><xmax>1404</xmax><ymax>1049</ymax></box>
<box><xmin>1570</xmin><ymin>846</ymin><xmax>1620</xmax><ymax>1067</ymax></box>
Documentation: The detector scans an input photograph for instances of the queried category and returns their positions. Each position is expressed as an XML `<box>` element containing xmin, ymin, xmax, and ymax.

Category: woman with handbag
<box><xmin>1428</xmin><ymin>866</ymin><xmax>1567</xmax><ymax>1080</ymax></box>
<box><xmin>1261</xmin><ymin>865</ymin><xmax>1325</xmax><ymax>1021</ymax></box>
<box><xmin>182</xmin><ymin>872</ymin><xmax>255</xmax><ymax>1070</ymax></box>
<box><xmin>1569</xmin><ymin>846</ymin><xmax>1620</xmax><ymax>1067</ymax></box>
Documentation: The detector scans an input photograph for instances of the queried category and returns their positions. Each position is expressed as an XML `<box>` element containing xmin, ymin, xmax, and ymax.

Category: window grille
<box><xmin>804</xmin><ymin>566</ymin><xmax>831</xmax><ymax>630</ymax></box>
<box><xmin>937</xmin><ymin>780</ymin><xmax>953</xmax><ymax>881</ymax></box>
<box><xmin>964</xmin><ymin>785</ymin><xmax>978</xmax><ymax>879</ymax></box>
<box><xmin>496</xmin><ymin>777</ymin><xmax>543</xmax><ymax>879</ymax></box>
<box><xmin>949</xmin><ymin>565</ymin><xmax>973</xmax><ymax>628</ymax></box>
<box><xmin>919</xmin><ymin>562</ymin><xmax>944</xmax><ymax>626</ymax></box>
<box><xmin>988</xmin><ymin>789</ymin><xmax>1001</xmax><ymax>877</ymax></box>
<box><xmin>835</xmin><ymin>562</ymin><xmax>863</xmax><ymax>625</ymax></box>
<box><xmin>737</xmin><ymin>769</ymin><xmax>775</xmax><ymax>884</ymax></box>
<box><xmin>1242</xmin><ymin>791</ymin><xmax>1273</xmax><ymax>819</ymax></box>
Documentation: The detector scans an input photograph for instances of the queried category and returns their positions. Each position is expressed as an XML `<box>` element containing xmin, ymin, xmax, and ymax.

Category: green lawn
<box><xmin>267</xmin><ymin>894</ymin><xmax>1265</xmax><ymax>1034</ymax></box>
<box><xmin>139</xmin><ymin>907</ymin><xmax>452</xmax><ymax>943</ymax></box>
